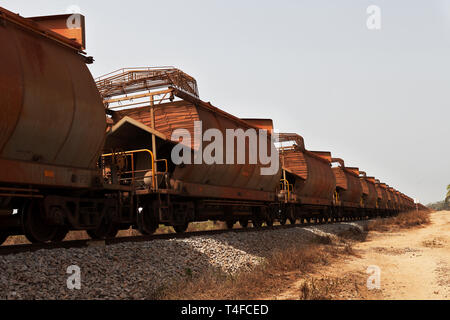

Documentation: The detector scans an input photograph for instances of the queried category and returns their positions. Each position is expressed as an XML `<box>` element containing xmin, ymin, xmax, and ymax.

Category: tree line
<box><xmin>427</xmin><ymin>185</ymin><xmax>450</xmax><ymax>211</ymax></box>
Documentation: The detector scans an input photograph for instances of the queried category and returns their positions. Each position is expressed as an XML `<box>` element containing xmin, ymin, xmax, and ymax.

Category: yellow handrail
<box><xmin>280</xmin><ymin>179</ymin><xmax>292</xmax><ymax>199</ymax></box>
<box><xmin>334</xmin><ymin>191</ymin><xmax>340</xmax><ymax>203</ymax></box>
<box><xmin>155</xmin><ymin>159</ymin><xmax>168</xmax><ymax>174</ymax></box>
<box><xmin>102</xmin><ymin>149</ymin><xmax>156</xmax><ymax>189</ymax></box>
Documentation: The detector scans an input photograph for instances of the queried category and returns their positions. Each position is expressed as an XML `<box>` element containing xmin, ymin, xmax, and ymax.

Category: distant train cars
<box><xmin>0</xmin><ymin>6</ymin><xmax>422</xmax><ymax>245</ymax></box>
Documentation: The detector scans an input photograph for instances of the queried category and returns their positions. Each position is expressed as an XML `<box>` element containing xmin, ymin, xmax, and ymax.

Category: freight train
<box><xmin>0</xmin><ymin>7</ymin><xmax>422</xmax><ymax>245</ymax></box>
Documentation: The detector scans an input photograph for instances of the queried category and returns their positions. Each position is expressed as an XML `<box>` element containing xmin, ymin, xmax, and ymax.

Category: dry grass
<box><xmin>297</xmin><ymin>272</ymin><xmax>376</xmax><ymax>300</ymax></box>
<box><xmin>422</xmin><ymin>237</ymin><xmax>445</xmax><ymax>248</ymax></box>
<box><xmin>366</xmin><ymin>210</ymin><xmax>431</xmax><ymax>232</ymax></box>
<box><xmin>299</xmin><ymin>278</ymin><xmax>345</xmax><ymax>300</ymax></box>
<box><xmin>159</xmin><ymin>234</ymin><xmax>359</xmax><ymax>300</ymax></box>
<box><xmin>158</xmin><ymin>212</ymin><xmax>434</xmax><ymax>300</ymax></box>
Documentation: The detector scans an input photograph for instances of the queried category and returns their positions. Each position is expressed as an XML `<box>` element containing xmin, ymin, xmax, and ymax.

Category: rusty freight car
<box><xmin>388</xmin><ymin>187</ymin><xmax>400</xmax><ymax>213</ymax></box>
<box><xmin>359</xmin><ymin>172</ymin><xmax>378</xmax><ymax>215</ymax></box>
<box><xmin>96</xmin><ymin>68</ymin><xmax>282</xmax><ymax>232</ymax></box>
<box><xmin>331</xmin><ymin>159</ymin><xmax>364</xmax><ymax>218</ymax></box>
<box><xmin>375</xmin><ymin>180</ymin><xmax>391</xmax><ymax>216</ymax></box>
<box><xmin>0</xmin><ymin>8</ymin><xmax>129</xmax><ymax>243</ymax></box>
<box><xmin>277</xmin><ymin>134</ymin><xmax>336</xmax><ymax>223</ymax></box>
<box><xmin>0</xmin><ymin>5</ymin><xmax>424</xmax><ymax>245</ymax></box>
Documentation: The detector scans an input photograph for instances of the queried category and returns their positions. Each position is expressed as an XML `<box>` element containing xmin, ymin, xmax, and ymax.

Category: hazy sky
<box><xmin>3</xmin><ymin>0</ymin><xmax>449</xmax><ymax>204</ymax></box>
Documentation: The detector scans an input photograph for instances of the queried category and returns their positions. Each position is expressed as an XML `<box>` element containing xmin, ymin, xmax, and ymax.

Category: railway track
<box><xmin>0</xmin><ymin>217</ymin><xmax>370</xmax><ymax>256</ymax></box>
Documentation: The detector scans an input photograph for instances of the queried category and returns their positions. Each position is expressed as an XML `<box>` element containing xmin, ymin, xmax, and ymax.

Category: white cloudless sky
<box><xmin>2</xmin><ymin>0</ymin><xmax>449</xmax><ymax>204</ymax></box>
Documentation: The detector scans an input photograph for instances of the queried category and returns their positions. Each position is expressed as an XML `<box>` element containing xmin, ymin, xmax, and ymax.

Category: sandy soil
<box><xmin>267</xmin><ymin>211</ymin><xmax>450</xmax><ymax>300</ymax></box>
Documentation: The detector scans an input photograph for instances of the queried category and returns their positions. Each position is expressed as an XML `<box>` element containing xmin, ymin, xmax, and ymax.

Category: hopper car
<box><xmin>0</xmin><ymin>7</ymin><xmax>420</xmax><ymax>245</ymax></box>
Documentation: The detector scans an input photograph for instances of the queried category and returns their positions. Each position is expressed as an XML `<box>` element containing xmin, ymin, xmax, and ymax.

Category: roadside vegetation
<box><xmin>158</xmin><ymin>235</ymin><xmax>360</xmax><ymax>300</ymax></box>
<box><xmin>426</xmin><ymin>185</ymin><xmax>450</xmax><ymax>211</ymax></box>
<box><xmin>159</xmin><ymin>210</ymin><xmax>432</xmax><ymax>300</ymax></box>
<box><xmin>366</xmin><ymin>210</ymin><xmax>431</xmax><ymax>232</ymax></box>
<box><xmin>427</xmin><ymin>200</ymin><xmax>449</xmax><ymax>211</ymax></box>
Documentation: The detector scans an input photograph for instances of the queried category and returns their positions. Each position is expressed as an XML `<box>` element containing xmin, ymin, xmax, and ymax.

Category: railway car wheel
<box><xmin>87</xmin><ymin>219</ymin><xmax>118</xmax><ymax>240</ymax></box>
<box><xmin>51</xmin><ymin>227</ymin><xmax>69</xmax><ymax>242</ymax></box>
<box><xmin>286</xmin><ymin>207</ymin><xmax>296</xmax><ymax>225</ymax></box>
<box><xmin>266</xmin><ymin>217</ymin><xmax>274</xmax><ymax>227</ymax></box>
<box><xmin>0</xmin><ymin>232</ymin><xmax>8</xmax><ymax>245</ymax></box>
<box><xmin>252</xmin><ymin>219</ymin><xmax>263</xmax><ymax>228</ymax></box>
<box><xmin>23</xmin><ymin>200</ymin><xmax>59</xmax><ymax>243</ymax></box>
<box><xmin>137</xmin><ymin>208</ymin><xmax>158</xmax><ymax>235</ymax></box>
<box><xmin>226</xmin><ymin>220</ymin><xmax>235</xmax><ymax>230</ymax></box>
<box><xmin>239</xmin><ymin>220</ymin><xmax>249</xmax><ymax>228</ymax></box>
<box><xmin>174</xmin><ymin>223</ymin><xmax>189</xmax><ymax>234</ymax></box>
<box><xmin>279</xmin><ymin>218</ymin><xmax>287</xmax><ymax>226</ymax></box>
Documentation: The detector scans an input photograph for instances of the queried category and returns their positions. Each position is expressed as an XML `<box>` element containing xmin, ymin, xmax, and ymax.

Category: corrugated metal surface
<box><xmin>113</xmin><ymin>101</ymin><xmax>200</xmax><ymax>149</ymax></box>
<box><xmin>375</xmin><ymin>181</ymin><xmax>388</xmax><ymax>209</ymax></box>
<box><xmin>282</xmin><ymin>147</ymin><xmax>336</xmax><ymax>205</ymax></box>
<box><xmin>361</xmin><ymin>176</ymin><xmax>378</xmax><ymax>209</ymax></box>
<box><xmin>113</xmin><ymin>98</ymin><xmax>281</xmax><ymax>192</ymax></box>
<box><xmin>388</xmin><ymin>187</ymin><xmax>398</xmax><ymax>209</ymax></box>
<box><xmin>333</xmin><ymin>167</ymin><xmax>348</xmax><ymax>190</ymax></box>
<box><xmin>360</xmin><ymin>179</ymin><xmax>369</xmax><ymax>195</ymax></box>
<box><xmin>332</xmin><ymin>166</ymin><xmax>362</xmax><ymax>206</ymax></box>
<box><xmin>241</xmin><ymin>119</ymin><xmax>274</xmax><ymax>134</ymax></box>
<box><xmin>385</xmin><ymin>186</ymin><xmax>392</xmax><ymax>202</ymax></box>
<box><xmin>283</xmin><ymin>148</ymin><xmax>308</xmax><ymax>180</ymax></box>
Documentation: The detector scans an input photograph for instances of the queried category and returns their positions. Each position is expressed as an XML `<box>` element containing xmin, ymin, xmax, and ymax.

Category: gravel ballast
<box><xmin>0</xmin><ymin>222</ymin><xmax>366</xmax><ymax>300</ymax></box>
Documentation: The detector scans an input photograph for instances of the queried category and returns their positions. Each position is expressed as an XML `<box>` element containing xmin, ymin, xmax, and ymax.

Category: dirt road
<box><xmin>269</xmin><ymin>211</ymin><xmax>449</xmax><ymax>300</ymax></box>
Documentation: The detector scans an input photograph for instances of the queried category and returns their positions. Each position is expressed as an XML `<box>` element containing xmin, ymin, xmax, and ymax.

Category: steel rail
<box><xmin>0</xmin><ymin>217</ymin><xmax>371</xmax><ymax>257</ymax></box>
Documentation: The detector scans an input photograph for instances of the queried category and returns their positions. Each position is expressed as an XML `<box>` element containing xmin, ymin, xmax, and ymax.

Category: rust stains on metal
<box><xmin>96</xmin><ymin>67</ymin><xmax>199</xmax><ymax>100</ymax></box>
<box><xmin>358</xmin><ymin>172</ymin><xmax>378</xmax><ymax>209</ymax></box>
<box><xmin>98</xmin><ymin>68</ymin><xmax>281</xmax><ymax>194</ymax></box>
<box><xmin>0</xmin><ymin>7</ymin><xmax>84</xmax><ymax>52</ymax></box>
<box><xmin>241</xmin><ymin>119</ymin><xmax>274</xmax><ymax>134</ymax></box>
<box><xmin>331</xmin><ymin>158</ymin><xmax>363</xmax><ymax>207</ymax></box>
<box><xmin>279</xmin><ymin>134</ymin><xmax>336</xmax><ymax>206</ymax></box>
<box><xmin>29</xmin><ymin>14</ymin><xmax>86</xmax><ymax>50</ymax></box>
<box><xmin>0</xmin><ymin>7</ymin><xmax>105</xmax><ymax>188</ymax></box>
